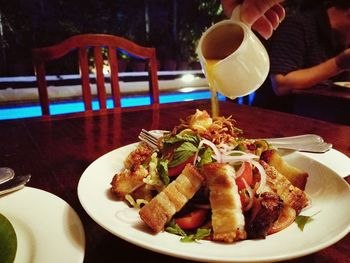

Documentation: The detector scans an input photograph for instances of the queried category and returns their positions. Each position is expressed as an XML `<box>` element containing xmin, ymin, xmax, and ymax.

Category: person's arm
<box><xmin>220</xmin><ymin>0</ymin><xmax>285</xmax><ymax>39</ymax></box>
<box><xmin>272</xmin><ymin>59</ymin><xmax>341</xmax><ymax>95</ymax></box>
<box><xmin>272</xmin><ymin>48</ymin><xmax>350</xmax><ymax>95</ymax></box>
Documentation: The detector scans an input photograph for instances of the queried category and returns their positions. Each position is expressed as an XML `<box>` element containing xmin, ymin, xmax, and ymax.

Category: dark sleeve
<box><xmin>268</xmin><ymin>17</ymin><xmax>306</xmax><ymax>75</ymax></box>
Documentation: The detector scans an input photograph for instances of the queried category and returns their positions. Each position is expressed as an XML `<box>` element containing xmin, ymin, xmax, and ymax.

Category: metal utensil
<box><xmin>0</xmin><ymin>174</ymin><xmax>31</xmax><ymax>196</ymax></box>
<box><xmin>139</xmin><ymin>130</ymin><xmax>332</xmax><ymax>153</ymax></box>
<box><xmin>268</xmin><ymin>142</ymin><xmax>332</xmax><ymax>153</ymax></box>
<box><xmin>138</xmin><ymin>129</ymin><xmax>161</xmax><ymax>149</ymax></box>
<box><xmin>0</xmin><ymin>167</ymin><xmax>15</xmax><ymax>184</ymax></box>
<box><xmin>262</xmin><ymin>134</ymin><xmax>324</xmax><ymax>145</ymax></box>
<box><xmin>262</xmin><ymin>134</ymin><xmax>332</xmax><ymax>153</ymax></box>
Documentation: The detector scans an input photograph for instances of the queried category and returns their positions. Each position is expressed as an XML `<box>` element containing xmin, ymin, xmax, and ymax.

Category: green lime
<box><xmin>0</xmin><ymin>213</ymin><xmax>17</xmax><ymax>263</ymax></box>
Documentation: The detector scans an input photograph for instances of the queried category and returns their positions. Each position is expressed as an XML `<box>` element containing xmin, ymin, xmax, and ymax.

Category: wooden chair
<box><xmin>32</xmin><ymin>34</ymin><xmax>160</xmax><ymax>116</ymax></box>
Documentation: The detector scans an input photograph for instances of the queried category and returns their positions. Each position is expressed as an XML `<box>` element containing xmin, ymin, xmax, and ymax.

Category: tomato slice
<box><xmin>175</xmin><ymin>209</ymin><xmax>208</xmax><ymax>230</ymax></box>
<box><xmin>168</xmin><ymin>154</ymin><xmax>195</xmax><ymax>177</ymax></box>
<box><xmin>235</xmin><ymin>162</ymin><xmax>253</xmax><ymax>190</ymax></box>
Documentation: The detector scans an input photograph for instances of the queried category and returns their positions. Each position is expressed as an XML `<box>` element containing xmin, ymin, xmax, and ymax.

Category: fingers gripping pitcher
<box><xmin>197</xmin><ymin>6</ymin><xmax>270</xmax><ymax>116</ymax></box>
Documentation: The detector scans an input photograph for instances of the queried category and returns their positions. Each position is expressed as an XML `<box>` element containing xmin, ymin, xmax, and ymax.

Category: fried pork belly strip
<box><xmin>110</xmin><ymin>164</ymin><xmax>148</xmax><ymax>200</ymax></box>
<box><xmin>260</xmin><ymin>161</ymin><xmax>308</xmax><ymax>214</ymax></box>
<box><xmin>110</xmin><ymin>142</ymin><xmax>154</xmax><ymax>200</ymax></box>
<box><xmin>261</xmin><ymin>149</ymin><xmax>308</xmax><ymax>190</ymax></box>
<box><xmin>202</xmin><ymin>163</ymin><xmax>246</xmax><ymax>243</ymax></box>
<box><xmin>139</xmin><ymin>164</ymin><xmax>204</xmax><ymax>233</ymax></box>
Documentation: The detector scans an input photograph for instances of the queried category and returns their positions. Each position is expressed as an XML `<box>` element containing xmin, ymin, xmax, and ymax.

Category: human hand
<box><xmin>335</xmin><ymin>48</ymin><xmax>350</xmax><ymax>70</ymax></box>
<box><xmin>221</xmin><ymin>0</ymin><xmax>285</xmax><ymax>39</ymax></box>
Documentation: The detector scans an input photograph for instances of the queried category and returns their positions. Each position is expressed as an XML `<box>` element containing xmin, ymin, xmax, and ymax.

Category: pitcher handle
<box><xmin>230</xmin><ymin>5</ymin><xmax>251</xmax><ymax>28</ymax></box>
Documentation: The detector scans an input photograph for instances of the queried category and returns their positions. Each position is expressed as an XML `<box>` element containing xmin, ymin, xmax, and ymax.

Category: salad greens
<box><xmin>166</xmin><ymin>220</ymin><xmax>211</xmax><ymax>242</ymax></box>
<box><xmin>157</xmin><ymin>159</ymin><xmax>170</xmax><ymax>186</ymax></box>
<box><xmin>169</xmin><ymin>142</ymin><xmax>198</xmax><ymax>167</ymax></box>
<box><xmin>295</xmin><ymin>211</ymin><xmax>320</xmax><ymax>231</ymax></box>
<box><xmin>163</xmin><ymin>133</ymin><xmax>199</xmax><ymax>146</ymax></box>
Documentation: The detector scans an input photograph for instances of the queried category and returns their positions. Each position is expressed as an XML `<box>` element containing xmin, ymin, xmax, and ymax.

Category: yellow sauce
<box><xmin>205</xmin><ymin>59</ymin><xmax>220</xmax><ymax>118</ymax></box>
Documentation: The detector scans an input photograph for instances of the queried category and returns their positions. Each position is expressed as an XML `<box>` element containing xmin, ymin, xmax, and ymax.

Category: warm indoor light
<box><xmin>181</xmin><ymin>73</ymin><xmax>195</xmax><ymax>83</ymax></box>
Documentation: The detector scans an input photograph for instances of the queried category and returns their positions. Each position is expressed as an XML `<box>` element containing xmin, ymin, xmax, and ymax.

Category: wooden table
<box><xmin>0</xmin><ymin>100</ymin><xmax>349</xmax><ymax>263</ymax></box>
<box><xmin>294</xmin><ymin>82</ymin><xmax>350</xmax><ymax>100</ymax></box>
<box><xmin>292</xmin><ymin>83</ymin><xmax>350</xmax><ymax>125</ymax></box>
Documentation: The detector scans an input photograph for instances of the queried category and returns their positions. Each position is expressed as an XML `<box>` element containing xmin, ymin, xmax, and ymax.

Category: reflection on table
<box><xmin>0</xmin><ymin>100</ymin><xmax>349</xmax><ymax>263</ymax></box>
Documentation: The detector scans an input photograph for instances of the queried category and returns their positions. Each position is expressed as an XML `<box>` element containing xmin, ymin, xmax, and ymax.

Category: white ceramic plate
<box><xmin>78</xmin><ymin>143</ymin><xmax>350</xmax><ymax>262</ymax></box>
<box><xmin>300</xmin><ymin>148</ymin><xmax>350</xmax><ymax>178</ymax></box>
<box><xmin>0</xmin><ymin>187</ymin><xmax>85</xmax><ymax>263</ymax></box>
<box><xmin>333</xmin><ymin>81</ymin><xmax>350</xmax><ymax>89</ymax></box>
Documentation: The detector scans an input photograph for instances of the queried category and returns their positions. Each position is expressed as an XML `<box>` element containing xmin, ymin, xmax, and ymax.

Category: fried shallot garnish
<box><xmin>172</xmin><ymin>110</ymin><xmax>242</xmax><ymax>145</ymax></box>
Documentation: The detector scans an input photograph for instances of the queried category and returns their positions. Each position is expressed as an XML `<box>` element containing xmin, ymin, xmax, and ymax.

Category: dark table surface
<box><xmin>292</xmin><ymin>83</ymin><xmax>350</xmax><ymax>125</ymax></box>
<box><xmin>1</xmin><ymin>100</ymin><xmax>349</xmax><ymax>263</ymax></box>
<box><xmin>293</xmin><ymin>82</ymin><xmax>350</xmax><ymax>99</ymax></box>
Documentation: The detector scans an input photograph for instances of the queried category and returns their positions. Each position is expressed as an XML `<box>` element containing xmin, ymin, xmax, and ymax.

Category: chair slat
<box><xmin>149</xmin><ymin>54</ymin><xmax>160</xmax><ymax>106</ymax></box>
<box><xmin>94</xmin><ymin>46</ymin><xmax>107</xmax><ymax>109</ymax></box>
<box><xmin>34</xmin><ymin>62</ymin><xmax>50</xmax><ymax>115</ymax></box>
<box><xmin>108</xmin><ymin>47</ymin><xmax>121</xmax><ymax>108</ymax></box>
<box><xmin>79</xmin><ymin>47</ymin><xmax>92</xmax><ymax>111</ymax></box>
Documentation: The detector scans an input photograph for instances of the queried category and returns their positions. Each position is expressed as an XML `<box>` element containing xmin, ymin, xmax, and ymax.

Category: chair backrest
<box><xmin>32</xmin><ymin>34</ymin><xmax>160</xmax><ymax>116</ymax></box>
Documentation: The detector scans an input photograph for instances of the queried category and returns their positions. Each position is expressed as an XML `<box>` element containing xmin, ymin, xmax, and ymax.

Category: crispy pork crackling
<box><xmin>139</xmin><ymin>164</ymin><xmax>204</xmax><ymax>233</ymax></box>
<box><xmin>201</xmin><ymin>163</ymin><xmax>246</xmax><ymax>243</ymax></box>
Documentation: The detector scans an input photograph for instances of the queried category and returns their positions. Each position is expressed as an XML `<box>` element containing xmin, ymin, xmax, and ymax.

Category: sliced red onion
<box><xmin>198</xmin><ymin>139</ymin><xmax>222</xmax><ymax>163</ymax></box>
<box><xmin>235</xmin><ymin>162</ymin><xmax>246</xmax><ymax>179</ymax></box>
<box><xmin>221</xmin><ymin>153</ymin><xmax>258</xmax><ymax>164</ymax></box>
<box><xmin>242</xmin><ymin>178</ymin><xmax>254</xmax><ymax>212</ymax></box>
<box><xmin>130</xmin><ymin>182</ymin><xmax>146</xmax><ymax>193</ymax></box>
<box><xmin>250</xmin><ymin>160</ymin><xmax>267</xmax><ymax>194</ymax></box>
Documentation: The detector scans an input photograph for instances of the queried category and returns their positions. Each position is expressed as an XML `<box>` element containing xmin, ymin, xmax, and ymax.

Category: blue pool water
<box><xmin>0</xmin><ymin>90</ymin><xmax>227</xmax><ymax>120</ymax></box>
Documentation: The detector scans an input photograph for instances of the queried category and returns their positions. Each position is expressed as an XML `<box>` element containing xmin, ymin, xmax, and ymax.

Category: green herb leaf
<box><xmin>164</xmin><ymin>134</ymin><xmax>199</xmax><ymax>146</ymax></box>
<box><xmin>180</xmin><ymin>228</ymin><xmax>211</xmax><ymax>242</ymax></box>
<box><xmin>166</xmin><ymin>221</ymin><xmax>211</xmax><ymax>243</ymax></box>
<box><xmin>0</xmin><ymin>213</ymin><xmax>17</xmax><ymax>263</ymax></box>
<box><xmin>234</xmin><ymin>143</ymin><xmax>247</xmax><ymax>152</ymax></box>
<box><xmin>169</xmin><ymin>142</ymin><xmax>198</xmax><ymax>167</ymax></box>
<box><xmin>157</xmin><ymin>159</ymin><xmax>170</xmax><ymax>185</ymax></box>
<box><xmin>199</xmin><ymin>147</ymin><xmax>213</xmax><ymax>166</ymax></box>
<box><xmin>180</xmin><ymin>235</ymin><xmax>195</xmax><ymax>242</ymax></box>
<box><xmin>295</xmin><ymin>211</ymin><xmax>320</xmax><ymax>231</ymax></box>
<box><xmin>165</xmin><ymin>220</ymin><xmax>187</xmax><ymax>237</ymax></box>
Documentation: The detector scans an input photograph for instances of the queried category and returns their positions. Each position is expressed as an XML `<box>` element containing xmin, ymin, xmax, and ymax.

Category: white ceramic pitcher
<box><xmin>197</xmin><ymin>6</ymin><xmax>270</xmax><ymax>99</ymax></box>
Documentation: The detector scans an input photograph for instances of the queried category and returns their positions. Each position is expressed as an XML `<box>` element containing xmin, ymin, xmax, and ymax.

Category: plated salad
<box><xmin>110</xmin><ymin>110</ymin><xmax>309</xmax><ymax>243</ymax></box>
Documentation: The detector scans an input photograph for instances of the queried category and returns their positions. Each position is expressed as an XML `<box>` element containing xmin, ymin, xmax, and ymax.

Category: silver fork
<box><xmin>138</xmin><ymin>129</ymin><xmax>167</xmax><ymax>149</ymax></box>
<box><xmin>138</xmin><ymin>129</ymin><xmax>332</xmax><ymax>153</ymax></box>
<box><xmin>262</xmin><ymin>134</ymin><xmax>332</xmax><ymax>153</ymax></box>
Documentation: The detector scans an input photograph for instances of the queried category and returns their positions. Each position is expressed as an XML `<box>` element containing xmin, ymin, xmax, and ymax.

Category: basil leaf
<box><xmin>199</xmin><ymin>147</ymin><xmax>213</xmax><ymax>165</ymax></box>
<box><xmin>157</xmin><ymin>159</ymin><xmax>170</xmax><ymax>185</ymax></box>
<box><xmin>0</xmin><ymin>213</ymin><xmax>17</xmax><ymax>263</ymax></box>
<box><xmin>295</xmin><ymin>215</ymin><xmax>310</xmax><ymax>231</ymax></box>
<box><xmin>193</xmin><ymin>228</ymin><xmax>211</xmax><ymax>240</ymax></box>
<box><xmin>164</xmin><ymin>134</ymin><xmax>199</xmax><ymax>146</ymax></box>
<box><xmin>180</xmin><ymin>235</ymin><xmax>195</xmax><ymax>242</ymax></box>
<box><xmin>169</xmin><ymin>142</ymin><xmax>198</xmax><ymax>167</ymax></box>
<box><xmin>295</xmin><ymin>211</ymin><xmax>320</xmax><ymax>231</ymax></box>
<box><xmin>165</xmin><ymin>220</ymin><xmax>187</xmax><ymax>237</ymax></box>
<box><xmin>166</xmin><ymin>221</ymin><xmax>211</xmax><ymax>243</ymax></box>
<box><xmin>180</xmin><ymin>228</ymin><xmax>211</xmax><ymax>243</ymax></box>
